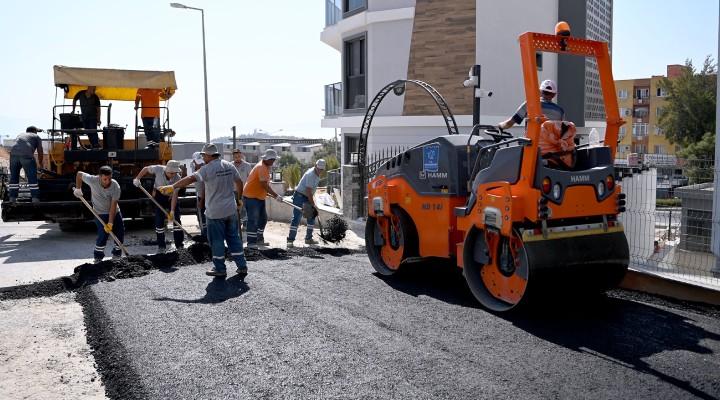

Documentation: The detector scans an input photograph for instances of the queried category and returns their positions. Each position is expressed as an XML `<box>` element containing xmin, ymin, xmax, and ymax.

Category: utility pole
<box><xmin>232</xmin><ymin>126</ymin><xmax>236</xmax><ymax>150</ymax></box>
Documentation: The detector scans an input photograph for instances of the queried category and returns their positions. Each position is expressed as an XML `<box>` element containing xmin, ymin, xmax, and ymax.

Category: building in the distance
<box><xmin>558</xmin><ymin>0</ymin><xmax>613</xmax><ymax>128</ymax></box>
<box><xmin>222</xmin><ymin>138</ymin><xmax>324</xmax><ymax>164</ymax></box>
<box><xmin>614</xmin><ymin>64</ymin><xmax>686</xmax><ymax>165</ymax></box>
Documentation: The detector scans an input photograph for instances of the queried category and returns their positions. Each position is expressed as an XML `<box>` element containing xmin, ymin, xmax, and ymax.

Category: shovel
<box><xmin>77</xmin><ymin>195</ymin><xmax>130</xmax><ymax>256</ymax></box>
<box><xmin>277</xmin><ymin>196</ymin><xmax>331</xmax><ymax>241</ymax></box>
<box><xmin>137</xmin><ymin>184</ymin><xmax>207</xmax><ymax>243</ymax></box>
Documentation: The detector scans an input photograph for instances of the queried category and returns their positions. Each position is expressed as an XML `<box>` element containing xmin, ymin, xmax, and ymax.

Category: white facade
<box><xmin>321</xmin><ymin>0</ymin><xmax>560</xmax><ymax>163</ymax></box>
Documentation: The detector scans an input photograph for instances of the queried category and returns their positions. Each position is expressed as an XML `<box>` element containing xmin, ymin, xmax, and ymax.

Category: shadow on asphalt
<box><xmin>373</xmin><ymin>258</ymin><xmax>480</xmax><ymax>309</ymax></box>
<box><xmin>507</xmin><ymin>295</ymin><xmax>720</xmax><ymax>400</ymax></box>
<box><xmin>153</xmin><ymin>275</ymin><xmax>249</xmax><ymax>304</ymax></box>
<box><xmin>374</xmin><ymin>259</ymin><xmax>720</xmax><ymax>400</ymax></box>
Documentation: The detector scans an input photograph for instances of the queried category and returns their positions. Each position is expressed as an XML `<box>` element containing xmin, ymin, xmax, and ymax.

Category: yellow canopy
<box><xmin>53</xmin><ymin>65</ymin><xmax>177</xmax><ymax>101</ymax></box>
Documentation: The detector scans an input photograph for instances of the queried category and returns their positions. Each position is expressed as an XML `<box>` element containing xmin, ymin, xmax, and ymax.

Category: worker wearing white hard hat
<box><xmin>286</xmin><ymin>159</ymin><xmax>327</xmax><ymax>248</ymax></box>
<box><xmin>498</xmin><ymin>79</ymin><xmax>565</xmax><ymax>130</ymax></box>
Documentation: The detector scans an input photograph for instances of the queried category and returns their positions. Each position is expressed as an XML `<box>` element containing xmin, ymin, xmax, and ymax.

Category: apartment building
<box><xmin>322</xmin><ymin>0</ymin><xmax>562</xmax><ymax>165</ymax></box>
<box><xmin>321</xmin><ymin>0</ymin><xmax>614</xmax><ymax>165</ymax></box>
<box><xmin>558</xmin><ymin>0</ymin><xmax>613</xmax><ymax>128</ymax></box>
<box><xmin>221</xmin><ymin>139</ymin><xmax>323</xmax><ymax>164</ymax></box>
<box><xmin>615</xmin><ymin>64</ymin><xmax>686</xmax><ymax>165</ymax></box>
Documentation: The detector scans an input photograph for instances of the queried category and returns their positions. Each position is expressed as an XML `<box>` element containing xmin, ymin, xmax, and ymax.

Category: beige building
<box><xmin>615</xmin><ymin>64</ymin><xmax>687</xmax><ymax>165</ymax></box>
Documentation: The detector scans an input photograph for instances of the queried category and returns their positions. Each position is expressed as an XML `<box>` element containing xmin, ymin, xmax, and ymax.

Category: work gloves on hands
<box><xmin>133</xmin><ymin>178</ymin><xmax>141</xmax><ymax>187</ymax></box>
<box><xmin>158</xmin><ymin>185</ymin><xmax>174</xmax><ymax>195</ymax></box>
<box><xmin>73</xmin><ymin>188</ymin><xmax>83</xmax><ymax>198</ymax></box>
<box><xmin>237</xmin><ymin>200</ymin><xmax>243</xmax><ymax>212</ymax></box>
<box><xmin>104</xmin><ymin>223</ymin><xmax>113</xmax><ymax>233</ymax></box>
<box><xmin>167</xmin><ymin>212</ymin><xmax>174</xmax><ymax>221</ymax></box>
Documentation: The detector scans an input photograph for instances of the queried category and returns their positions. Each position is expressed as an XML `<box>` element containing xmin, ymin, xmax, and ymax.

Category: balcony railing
<box><xmin>324</xmin><ymin>82</ymin><xmax>342</xmax><ymax>117</ymax></box>
<box><xmin>325</xmin><ymin>0</ymin><xmax>342</xmax><ymax>27</ymax></box>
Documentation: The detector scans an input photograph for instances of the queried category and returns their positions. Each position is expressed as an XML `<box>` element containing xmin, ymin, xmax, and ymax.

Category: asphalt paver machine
<box><xmin>1</xmin><ymin>66</ymin><xmax>196</xmax><ymax>229</ymax></box>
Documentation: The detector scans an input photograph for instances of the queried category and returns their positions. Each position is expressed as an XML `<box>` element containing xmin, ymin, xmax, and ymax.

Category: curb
<box><xmin>620</xmin><ymin>270</ymin><xmax>720</xmax><ymax>306</ymax></box>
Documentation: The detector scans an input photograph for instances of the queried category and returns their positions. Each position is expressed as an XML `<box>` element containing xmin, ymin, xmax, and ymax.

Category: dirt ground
<box><xmin>0</xmin><ymin>293</ymin><xmax>107</xmax><ymax>400</ymax></box>
<box><xmin>0</xmin><ymin>219</ymin><xmax>364</xmax><ymax>399</ymax></box>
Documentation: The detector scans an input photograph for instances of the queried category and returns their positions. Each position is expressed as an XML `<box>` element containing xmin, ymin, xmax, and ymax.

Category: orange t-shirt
<box><xmin>137</xmin><ymin>89</ymin><xmax>162</xmax><ymax>118</ymax></box>
<box><xmin>243</xmin><ymin>161</ymin><xmax>271</xmax><ymax>200</ymax></box>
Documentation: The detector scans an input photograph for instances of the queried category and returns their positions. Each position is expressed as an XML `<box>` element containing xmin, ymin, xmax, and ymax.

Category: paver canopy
<box><xmin>53</xmin><ymin>65</ymin><xmax>177</xmax><ymax>101</ymax></box>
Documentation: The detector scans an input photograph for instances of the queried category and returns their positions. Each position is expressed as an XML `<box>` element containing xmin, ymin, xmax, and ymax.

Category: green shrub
<box><xmin>656</xmin><ymin>198</ymin><xmax>681</xmax><ymax>207</ymax></box>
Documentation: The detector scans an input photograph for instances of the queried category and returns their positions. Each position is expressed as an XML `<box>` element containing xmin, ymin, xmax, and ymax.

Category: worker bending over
<box><xmin>134</xmin><ymin>160</ymin><xmax>184</xmax><ymax>254</ymax></box>
<box><xmin>74</xmin><ymin>166</ymin><xmax>125</xmax><ymax>263</ymax></box>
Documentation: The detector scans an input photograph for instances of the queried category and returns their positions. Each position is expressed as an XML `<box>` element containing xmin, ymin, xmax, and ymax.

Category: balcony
<box><xmin>325</xmin><ymin>0</ymin><xmax>342</xmax><ymax>27</ymax></box>
<box><xmin>324</xmin><ymin>82</ymin><xmax>342</xmax><ymax>117</ymax></box>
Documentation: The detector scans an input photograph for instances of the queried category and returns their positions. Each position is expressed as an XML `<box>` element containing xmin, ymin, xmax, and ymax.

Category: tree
<box><xmin>657</xmin><ymin>56</ymin><xmax>717</xmax><ymax>160</ymax></box>
<box><xmin>276</xmin><ymin>151</ymin><xmax>301</xmax><ymax>169</ymax></box>
<box><xmin>312</xmin><ymin>138</ymin><xmax>340</xmax><ymax>162</ymax></box>
<box><xmin>282</xmin><ymin>164</ymin><xmax>302</xmax><ymax>190</ymax></box>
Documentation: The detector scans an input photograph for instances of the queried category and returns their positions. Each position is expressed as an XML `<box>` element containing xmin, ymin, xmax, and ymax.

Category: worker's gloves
<box><xmin>133</xmin><ymin>178</ymin><xmax>141</xmax><ymax>187</ymax></box>
<box><xmin>104</xmin><ymin>223</ymin><xmax>113</xmax><ymax>233</ymax></box>
<box><xmin>158</xmin><ymin>185</ymin><xmax>174</xmax><ymax>195</ymax></box>
<box><xmin>167</xmin><ymin>212</ymin><xmax>174</xmax><ymax>221</ymax></box>
<box><xmin>73</xmin><ymin>188</ymin><xmax>83</xmax><ymax>198</ymax></box>
<box><xmin>237</xmin><ymin>200</ymin><xmax>243</xmax><ymax>212</ymax></box>
<box><xmin>275</xmin><ymin>195</ymin><xmax>283</xmax><ymax>203</ymax></box>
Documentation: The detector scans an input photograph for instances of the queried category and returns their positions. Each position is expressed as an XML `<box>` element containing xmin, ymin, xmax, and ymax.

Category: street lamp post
<box><xmin>170</xmin><ymin>2</ymin><xmax>210</xmax><ymax>142</ymax></box>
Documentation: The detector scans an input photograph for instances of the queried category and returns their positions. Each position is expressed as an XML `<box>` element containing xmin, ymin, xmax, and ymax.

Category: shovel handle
<box><xmin>77</xmin><ymin>196</ymin><xmax>130</xmax><ymax>256</ymax></box>
<box><xmin>138</xmin><ymin>185</ymin><xmax>195</xmax><ymax>239</ymax></box>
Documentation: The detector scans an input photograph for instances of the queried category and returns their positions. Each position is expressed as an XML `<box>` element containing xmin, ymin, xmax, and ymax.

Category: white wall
<box><xmin>367</xmin><ymin>19</ymin><xmax>415</xmax><ymax>117</ymax></box>
<box><xmin>369</xmin><ymin>0</ymin><xmax>415</xmax><ymax>13</ymax></box>
<box><xmin>476</xmin><ymin>0</ymin><xmax>559</xmax><ymax>119</ymax></box>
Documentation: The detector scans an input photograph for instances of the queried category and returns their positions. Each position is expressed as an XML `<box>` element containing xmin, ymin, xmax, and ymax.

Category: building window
<box><xmin>654</xmin><ymin>126</ymin><xmax>664</xmax><ymax>135</ymax></box>
<box><xmin>633</xmin><ymin>123</ymin><xmax>649</xmax><ymax>137</ymax></box>
<box><xmin>633</xmin><ymin>107</ymin><xmax>649</xmax><ymax>119</ymax></box>
<box><xmin>618</xmin><ymin>89</ymin><xmax>627</xmax><ymax>99</ymax></box>
<box><xmin>654</xmin><ymin>145</ymin><xmax>666</xmax><ymax>154</ymax></box>
<box><xmin>656</xmin><ymin>106</ymin><xmax>663</xmax><ymax>116</ymax></box>
<box><xmin>345</xmin><ymin>135</ymin><xmax>359</xmax><ymax>164</ymax></box>
<box><xmin>657</xmin><ymin>87</ymin><xmax>666</xmax><ymax>97</ymax></box>
<box><xmin>619</xmin><ymin>107</ymin><xmax>630</xmax><ymax>117</ymax></box>
<box><xmin>619</xmin><ymin>125</ymin><xmax>627</xmax><ymax>139</ymax></box>
<box><xmin>675</xmin><ymin>145</ymin><xmax>683</xmax><ymax>153</ymax></box>
<box><xmin>344</xmin><ymin>0</ymin><xmax>367</xmax><ymax>15</ymax></box>
<box><xmin>344</xmin><ymin>35</ymin><xmax>366</xmax><ymax>110</ymax></box>
<box><xmin>635</xmin><ymin>145</ymin><xmax>647</xmax><ymax>154</ymax></box>
<box><xmin>536</xmin><ymin>52</ymin><xmax>543</xmax><ymax>71</ymax></box>
<box><xmin>635</xmin><ymin>88</ymin><xmax>650</xmax><ymax>99</ymax></box>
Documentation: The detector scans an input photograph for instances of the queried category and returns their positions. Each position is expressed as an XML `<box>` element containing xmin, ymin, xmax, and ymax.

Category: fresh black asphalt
<box><xmin>67</xmin><ymin>251</ymin><xmax>720</xmax><ymax>400</ymax></box>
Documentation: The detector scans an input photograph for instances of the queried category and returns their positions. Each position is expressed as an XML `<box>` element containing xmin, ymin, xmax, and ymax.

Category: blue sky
<box><xmin>612</xmin><ymin>0</ymin><xmax>718</xmax><ymax>79</ymax></box>
<box><xmin>0</xmin><ymin>1</ymin><xmax>717</xmax><ymax>141</ymax></box>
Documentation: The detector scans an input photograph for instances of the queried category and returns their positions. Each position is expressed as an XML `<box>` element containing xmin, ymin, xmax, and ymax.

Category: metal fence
<box><xmin>324</xmin><ymin>168</ymin><xmax>341</xmax><ymax>190</ymax></box>
<box><xmin>620</xmin><ymin>157</ymin><xmax>720</xmax><ymax>290</ymax></box>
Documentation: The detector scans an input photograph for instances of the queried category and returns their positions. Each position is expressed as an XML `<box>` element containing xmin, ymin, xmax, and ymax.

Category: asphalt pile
<box><xmin>0</xmin><ymin>242</ymin><xmax>364</xmax><ymax>301</ymax></box>
<box><xmin>319</xmin><ymin>215</ymin><xmax>349</xmax><ymax>243</ymax></box>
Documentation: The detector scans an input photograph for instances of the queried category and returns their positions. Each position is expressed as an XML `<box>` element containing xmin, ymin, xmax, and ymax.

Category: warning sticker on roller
<box><xmin>423</xmin><ymin>145</ymin><xmax>439</xmax><ymax>172</ymax></box>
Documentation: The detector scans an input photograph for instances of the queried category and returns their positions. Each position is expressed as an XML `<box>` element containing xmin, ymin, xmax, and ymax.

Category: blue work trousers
<box><xmin>93</xmin><ymin>212</ymin><xmax>125</xmax><ymax>260</ymax></box>
<box><xmin>287</xmin><ymin>191</ymin><xmax>315</xmax><ymax>241</ymax></box>
<box><xmin>8</xmin><ymin>155</ymin><xmax>39</xmax><ymax>199</ymax></box>
<box><xmin>206</xmin><ymin>214</ymin><xmax>246</xmax><ymax>272</ymax></box>
<box><xmin>154</xmin><ymin>192</ymin><xmax>183</xmax><ymax>249</ymax></box>
<box><xmin>242</xmin><ymin>197</ymin><xmax>267</xmax><ymax>245</ymax></box>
